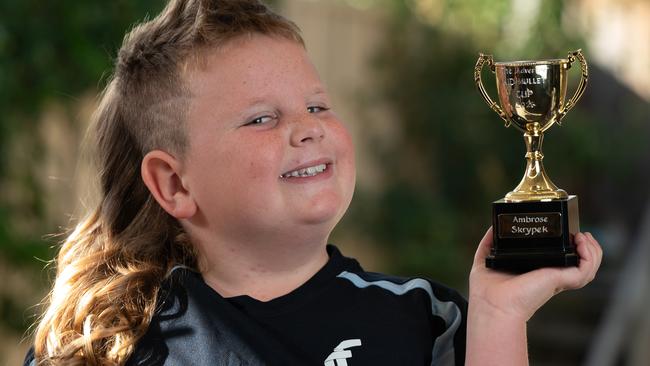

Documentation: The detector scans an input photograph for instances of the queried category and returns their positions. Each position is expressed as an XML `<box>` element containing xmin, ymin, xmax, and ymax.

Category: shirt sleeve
<box><xmin>23</xmin><ymin>346</ymin><xmax>36</xmax><ymax>366</ymax></box>
<box><xmin>426</xmin><ymin>279</ymin><xmax>467</xmax><ymax>366</ymax></box>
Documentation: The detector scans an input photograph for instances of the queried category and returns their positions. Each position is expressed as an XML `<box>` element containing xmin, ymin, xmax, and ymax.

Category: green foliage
<box><xmin>0</xmin><ymin>1</ymin><xmax>165</xmax><ymax>124</ymax></box>
<box><xmin>0</xmin><ymin>0</ymin><xmax>175</xmax><ymax>246</ymax></box>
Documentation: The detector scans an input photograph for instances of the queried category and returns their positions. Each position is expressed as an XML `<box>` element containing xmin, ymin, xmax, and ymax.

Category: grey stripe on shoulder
<box><xmin>337</xmin><ymin>271</ymin><xmax>461</xmax><ymax>366</ymax></box>
<box><xmin>166</xmin><ymin>264</ymin><xmax>192</xmax><ymax>277</ymax></box>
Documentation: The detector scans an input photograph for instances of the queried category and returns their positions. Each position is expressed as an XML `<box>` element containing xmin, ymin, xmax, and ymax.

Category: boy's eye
<box><xmin>307</xmin><ymin>105</ymin><xmax>329</xmax><ymax>113</ymax></box>
<box><xmin>245</xmin><ymin>115</ymin><xmax>275</xmax><ymax>126</ymax></box>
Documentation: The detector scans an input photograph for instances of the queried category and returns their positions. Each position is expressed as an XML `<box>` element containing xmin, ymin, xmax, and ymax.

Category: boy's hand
<box><xmin>469</xmin><ymin>227</ymin><xmax>602</xmax><ymax>322</ymax></box>
<box><xmin>466</xmin><ymin>227</ymin><xmax>601</xmax><ymax>365</ymax></box>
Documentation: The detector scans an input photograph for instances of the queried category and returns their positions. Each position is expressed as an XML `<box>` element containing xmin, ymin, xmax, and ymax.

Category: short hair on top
<box><xmin>32</xmin><ymin>1</ymin><xmax>303</xmax><ymax>364</ymax></box>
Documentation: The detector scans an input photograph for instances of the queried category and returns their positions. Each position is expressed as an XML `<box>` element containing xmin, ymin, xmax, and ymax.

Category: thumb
<box><xmin>473</xmin><ymin>226</ymin><xmax>493</xmax><ymax>267</ymax></box>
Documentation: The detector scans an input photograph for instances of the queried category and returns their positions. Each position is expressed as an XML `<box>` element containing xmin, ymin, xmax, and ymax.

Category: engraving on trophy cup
<box><xmin>474</xmin><ymin>50</ymin><xmax>588</xmax><ymax>272</ymax></box>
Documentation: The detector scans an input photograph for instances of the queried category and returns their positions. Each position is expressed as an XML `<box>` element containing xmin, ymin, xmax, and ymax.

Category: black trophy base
<box><xmin>487</xmin><ymin>195</ymin><xmax>580</xmax><ymax>273</ymax></box>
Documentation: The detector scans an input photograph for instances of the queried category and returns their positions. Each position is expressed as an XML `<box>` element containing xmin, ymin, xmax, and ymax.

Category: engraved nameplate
<box><xmin>498</xmin><ymin>213</ymin><xmax>562</xmax><ymax>239</ymax></box>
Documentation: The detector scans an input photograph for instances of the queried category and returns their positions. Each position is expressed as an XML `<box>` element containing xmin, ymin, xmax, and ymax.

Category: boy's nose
<box><xmin>289</xmin><ymin>116</ymin><xmax>325</xmax><ymax>146</ymax></box>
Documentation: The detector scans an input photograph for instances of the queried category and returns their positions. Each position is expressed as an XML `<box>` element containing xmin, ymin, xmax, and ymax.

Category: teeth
<box><xmin>282</xmin><ymin>164</ymin><xmax>327</xmax><ymax>178</ymax></box>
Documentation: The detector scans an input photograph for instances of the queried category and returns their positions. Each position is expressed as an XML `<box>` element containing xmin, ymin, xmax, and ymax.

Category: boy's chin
<box><xmin>296</xmin><ymin>210</ymin><xmax>341</xmax><ymax>228</ymax></box>
<box><xmin>295</xmin><ymin>197</ymin><xmax>349</xmax><ymax>227</ymax></box>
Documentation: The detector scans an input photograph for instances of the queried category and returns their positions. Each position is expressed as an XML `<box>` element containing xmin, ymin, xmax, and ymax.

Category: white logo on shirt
<box><xmin>323</xmin><ymin>339</ymin><xmax>362</xmax><ymax>366</ymax></box>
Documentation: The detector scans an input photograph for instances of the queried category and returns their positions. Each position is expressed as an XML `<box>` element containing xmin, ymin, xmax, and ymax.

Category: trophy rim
<box><xmin>494</xmin><ymin>58</ymin><xmax>570</xmax><ymax>67</ymax></box>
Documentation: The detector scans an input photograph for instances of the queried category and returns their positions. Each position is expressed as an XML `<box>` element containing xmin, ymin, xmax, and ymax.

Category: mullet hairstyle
<box><xmin>33</xmin><ymin>1</ymin><xmax>303</xmax><ymax>364</ymax></box>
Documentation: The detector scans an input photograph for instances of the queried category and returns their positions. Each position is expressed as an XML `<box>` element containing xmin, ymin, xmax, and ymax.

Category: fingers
<box><xmin>586</xmin><ymin>232</ymin><xmax>603</xmax><ymax>270</ymax></box>
<box><xmin>575</xmin><ymin>233</ymin><xmax>594</xmax><ymax>284</ymax></box>
<box><xmin>575</xmin><ymin>232</ymin><xmax>592</xmax><ymax>264</ymax></box>
<box><xmin>472</xmin><ymin>227</ymin><xmax>493</xmax><ymax>267</ymax></box>
<box><xmin>562</xmin><ymin>232</ymin><xmax>602</xmax><ymax>290</ymax></box>
<box><xmin>583</xmin><ymin>232</ymin><xmax>603</xmax><ymax>282</ymax></box>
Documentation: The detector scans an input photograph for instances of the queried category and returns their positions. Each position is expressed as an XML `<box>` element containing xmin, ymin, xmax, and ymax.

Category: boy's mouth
<box><xmin>280</xmin><ymin>162</ymin><xmax>330</xmax><ymax>178</ymax></box>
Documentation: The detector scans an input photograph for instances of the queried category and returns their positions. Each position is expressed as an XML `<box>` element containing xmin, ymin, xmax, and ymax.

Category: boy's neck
<box><xmin>195</xmin><ymin>236</ymin><xmax>330</xmax><ymax>302</ymax></box>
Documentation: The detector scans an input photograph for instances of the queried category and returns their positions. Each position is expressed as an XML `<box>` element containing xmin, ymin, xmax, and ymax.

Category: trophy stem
<box><xmin>505</xmin><ymin>123</ymin><xmax>568</xmax><ymax>202</ymax></box>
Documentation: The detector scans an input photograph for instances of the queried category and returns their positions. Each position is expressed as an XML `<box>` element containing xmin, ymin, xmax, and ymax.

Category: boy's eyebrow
<box><xmin>311</xmin><ymin>86</ymin><xmax>327</xmax><ymax>95</ymax></box>
<box><xmin>242</xmin><ymin>86</ymin><xmax>328</xmax><ymax>106</ymax></box>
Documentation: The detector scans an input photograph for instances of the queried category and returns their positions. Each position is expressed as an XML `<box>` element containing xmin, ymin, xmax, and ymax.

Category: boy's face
<box><xmin>181</xmin><ymin>35</ymin><xmax>355</xmax><ymax>245</ymax></box>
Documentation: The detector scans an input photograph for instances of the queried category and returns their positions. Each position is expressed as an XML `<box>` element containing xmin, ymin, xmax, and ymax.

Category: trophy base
<box><xmin>486</xmin><ymin>252</ymin><xmax>579</xmax><ymax>273</ymax></box>
<box><xmin>487</xmin><ymin>195</ymin><xmax>580</xmax><ymax>273</ymax></box>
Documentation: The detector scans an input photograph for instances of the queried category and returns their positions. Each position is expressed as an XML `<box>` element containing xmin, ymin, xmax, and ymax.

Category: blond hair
<box><xmin>33</xmin><ymin>1</ymin><xmax>302</xmax><ymax>364</ymax></box>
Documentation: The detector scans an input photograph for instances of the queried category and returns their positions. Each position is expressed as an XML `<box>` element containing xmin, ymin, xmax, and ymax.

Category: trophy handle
<box><xmin>558</xmin><ymin>49</ymin><xmax>588</xmax><ymax>125</ymax></box>
<box><xmin>475</xmin><ymin>53</ymin><xmax>510</xmax><ymax>127</ymax></box>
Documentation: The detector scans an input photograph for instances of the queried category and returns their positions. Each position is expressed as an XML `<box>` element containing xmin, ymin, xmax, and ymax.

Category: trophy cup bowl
<box><xmin>474</xmin><ymin>50</ymin><xmax>588</xmax><ymax>272</ymax></box>
<box><xmin>494</xmin><ymin>59</ymin><xmax>569</xmax><ymax>133</ymax></box>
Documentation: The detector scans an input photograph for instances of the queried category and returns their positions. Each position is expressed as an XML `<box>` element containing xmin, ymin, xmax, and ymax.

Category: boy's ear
<box><xmin>141</xmin><ymin>150</ymin><xmax>196</xmax><ymax>219</ymax></box>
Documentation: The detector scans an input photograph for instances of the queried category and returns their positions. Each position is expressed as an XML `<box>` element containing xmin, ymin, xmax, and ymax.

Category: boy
<box><xmin>26</xmin><ymin>1</ymin><xmax>601</xmax><ymax>365</ymax></box>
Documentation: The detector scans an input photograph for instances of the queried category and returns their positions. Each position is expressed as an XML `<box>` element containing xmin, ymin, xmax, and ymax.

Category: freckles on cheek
<box><xmin>225</xmin><ymin>142</ymin><xmax>278</xmax><ymax>183</ymax></box>
<box><xmin>246</xmin><ymin>161</ymin><xmax>267</xmax><ymax>181</ymax></box>
<box><xmin>332</xmin><ymin>125</ymin><xmax>355</xmax><ymax>159</ymax></box>
<box><xmin>241</xmin><ymin>134</ymin><xmax>283</xmax><ymax>182</ymax></box>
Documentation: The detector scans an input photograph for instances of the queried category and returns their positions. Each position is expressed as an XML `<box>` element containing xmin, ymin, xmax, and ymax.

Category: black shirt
<box><xmin>25</xmin><ymin>245</ymin><xmax>467</xmax><ymax>366</ymax></box>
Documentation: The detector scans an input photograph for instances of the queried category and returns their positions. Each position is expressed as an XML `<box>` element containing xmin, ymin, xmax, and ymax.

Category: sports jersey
<box><xmin>24</xmin><ymin>245</ymin><xmax>467</xmax><ymax>366</ymax></box>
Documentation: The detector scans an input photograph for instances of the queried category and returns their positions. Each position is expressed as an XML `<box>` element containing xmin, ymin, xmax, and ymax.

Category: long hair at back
<box><xmin>32</xmin><ymin>1</ymin><xmax>302</xmax><ymax>364</ymax></box>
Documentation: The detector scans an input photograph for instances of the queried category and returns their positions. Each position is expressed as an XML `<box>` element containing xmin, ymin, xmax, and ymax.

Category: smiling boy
<box><xmin>26</xmin><ymin>1</ymin><xmax>601</xmax><ymax>365</ymax></box>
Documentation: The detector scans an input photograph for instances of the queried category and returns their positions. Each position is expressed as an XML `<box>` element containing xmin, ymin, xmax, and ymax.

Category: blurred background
<box><xmin>1</xmin><ymin>0</ymin><xmax>648</xmax><ymax>364</ymax></box>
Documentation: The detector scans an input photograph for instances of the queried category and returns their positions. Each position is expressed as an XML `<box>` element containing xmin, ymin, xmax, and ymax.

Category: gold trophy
<box><xmin>474</xmin><ymin>50</ymin><xmax>588</xmax><ymax>272</ymax></box>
